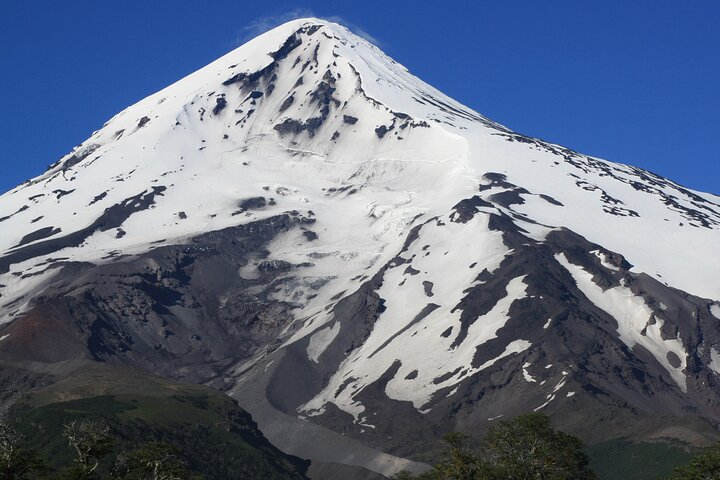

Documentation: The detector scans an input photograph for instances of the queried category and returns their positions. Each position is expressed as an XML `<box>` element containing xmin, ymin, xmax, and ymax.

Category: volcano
<box><xmin>1</xmin><ymin>18</ymin><xmax>720</xmax><ymax>479</ymax></box>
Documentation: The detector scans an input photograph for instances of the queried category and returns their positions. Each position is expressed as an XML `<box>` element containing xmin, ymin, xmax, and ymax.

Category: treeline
<box><xmin>4</xmin><ymin>411</ymin><xmax>720</xmax><ymax>479</ymax></box>
<box><xmin>392</xmin><ymin>413</ymin><xmax>720</xmax><ymax>480</ymax></box>
<box><xmin>1</xmin><ymin>418</ymin><xmax>200</xmax><ymax>480</ymax></box>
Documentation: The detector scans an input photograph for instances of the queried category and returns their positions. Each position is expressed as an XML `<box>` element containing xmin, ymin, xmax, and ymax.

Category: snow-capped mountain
<box><xmin>2</xmin><ymin>18</ymin><xmax>720</xmax><ymax>478</ymax></box>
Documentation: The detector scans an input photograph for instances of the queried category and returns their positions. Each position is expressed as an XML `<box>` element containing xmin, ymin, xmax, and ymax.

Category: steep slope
<box><xmin>1</xmin><ymin>17</ymin><xmax>720</xmax><ymax>478</ymax></box>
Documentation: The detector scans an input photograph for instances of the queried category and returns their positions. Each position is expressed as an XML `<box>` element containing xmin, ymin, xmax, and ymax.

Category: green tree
<box><xmin>393</xmin><ymin>432</ymin><xmax>495</xmax><ymax>480</ymax></box>
<box><xmin>393</xmin><ymin>414</ymin><xmax>596</xmax><ymax>480</ymax></box>
<box><xmin>59</xmin><ymin>419</ymin><xmax>113</xmax><ymax>479</ymax></box>
<box><xmin>0</xmin><ymin>418</ymin><xmax>48</xmax><ymax>479</ymax></box>
<box><xmin>113</xmin><ymin>442</ymin><xmax>201</xmax><ymax>480</ymax></box>
<box><xmin>425</xmin><ymin>432</ymin><xmax>495</xmax><ymax>479</ymax></box>
<box><xmin>482</xmin><ymin>413</ymin><xmax>596</xmax><ymax>480</ymax></box>
<box><xmin>669</xmin><ymin>442</ymin><xmax>720</xmax><ymax>480</ymax></box>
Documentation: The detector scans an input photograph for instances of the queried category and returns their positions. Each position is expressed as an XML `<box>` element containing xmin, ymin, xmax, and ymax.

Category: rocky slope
<box><xmin>1</xmin><ymin>17</ymin><xmax>720</xmax><ymax>478</ymax></box>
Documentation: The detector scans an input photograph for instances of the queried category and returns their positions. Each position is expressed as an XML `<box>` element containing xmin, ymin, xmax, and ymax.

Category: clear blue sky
<box><xmin>2</xmin><ymin>1</ymin><xmax>718</xmax><ymax>195</ymax></box>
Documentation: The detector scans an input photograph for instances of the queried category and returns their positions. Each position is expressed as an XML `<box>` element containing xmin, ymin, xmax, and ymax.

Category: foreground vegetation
<box><xmin>585</xmin><ymin>438</ymin><xmax>694</xmax><ymax>480</ymax></box>
<box><xmin>393</xmin><ymin>413</ymin><xmax>596</xmax><ymax>480</ymax></box>
<box><xmin>1</xmin><ymin>396</ymin><xmax>308</xmax><ymax>480</ymax></box>
<box><xmin>0</xmin><ymin>366</ymin><xmax>307</xmax><ymax>480</ymax></box>
<box><xmin>2</xmin><ymin>417</ymin><xmax>198</xmax><ymax>479</ymax></box>
<box><xmin>0</xmin><ymin>364</ymin><xmax>715</xmax><ymax>480</ymax></box>
<box><xmin>393</xmin><ymin>413</ymin><xmax>718</xmax><ymax>480</ymax></box>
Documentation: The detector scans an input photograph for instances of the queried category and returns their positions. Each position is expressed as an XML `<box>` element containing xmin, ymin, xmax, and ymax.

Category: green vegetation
<box><xmin>5</xmin><ymin>365</ymin><xmax>719</xmax><ymax>480</ymax></box>
<box><xmin>112</xmin><ymin>442</ymin><xmax>202</xmax><ymax>480</ymax></box>
<box><xmin>669</xmin><ymin>442</ymin><xmax>720</xmax><ymax>480</ymax></box>
<box><xmin>394</xmin><ymin>413</ymin><xmax>596</xmax><ymax>480</ymax></box>
<box><xmin>0</xmin><ymin>419</ymin><xmax>48</xmax><ymax>479</ymax></box>
<box><xmin>1</xmin><ymin>416</ymin><xmax>198</xmax><ymax>480</ymax></box>
<box><xmin>394</xmin><ymin>413</ymin><xmax>720</xmax><ymax>480</ymax></box>
<box><xmin>0</xmin><ymin>365</ymin><xmax>307</xmax><ymax>480</ymax></box>
<box><xmin>586</xmin><ymin>439</ymin><xmax>695</xmax><ymax>480</ymax></box>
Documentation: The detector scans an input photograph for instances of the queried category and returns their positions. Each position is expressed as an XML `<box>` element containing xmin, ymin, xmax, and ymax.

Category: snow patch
<box><xmin>591</xmin><ymin>250</ymin><xmax>619</xmax><ymax>271</ymax></box>
<box><xmin>534</xmin><ymin>394</ymin><xmax>555</xmax><ymax>412</ymax></box>
<box><xmin>301</xmin><ymin>269</ymin><xmax>528</xmax><ymax>417</ymax></box>
<box><xmin>476</xmin><ymin>339</ymin><xmax>532</xmax><ymax>371</ymax></box>
<box><xmin>445</xmin><ymin>387</ymin><xmax>459</xmax><ymax>398</ymax></box>
<box><xmin>556</xmin><ymin>253</ymin><xmax>688</xmax><ymax>391</ymax></box>
<box><xmin>307</xmin><ymin>321</ymin><xmax>341</xmax><ymax>363</ymax></box>
<box><xmin>709</xmin><ymin>348</ymin><xmax>720</xmax><ymax>375</ymax></box>
<box><xmin>522</xmin><ymin>362</ymin><xmax>537</xmax><ymax>383</ymax></box>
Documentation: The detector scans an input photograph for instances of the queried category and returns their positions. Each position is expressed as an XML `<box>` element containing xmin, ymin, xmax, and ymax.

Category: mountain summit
<box><xmin>1</xmin><ymin>18</ymin><xmax>720</xmax><ymax>478</ymax></box>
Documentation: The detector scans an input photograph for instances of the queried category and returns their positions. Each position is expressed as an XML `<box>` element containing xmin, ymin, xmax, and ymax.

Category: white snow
<box><xmin>0</xmin><ymin>17</ymin><xmax>717</xmax><ymax>433</ymax></box>
<box><xmin>479</xmin><ymin>132</ymin><xmax>720</xmax><ymax>302</ymax></box>
<box><xmin>0</xmin><ymin>18</ymin><xmax>716</xmax><ymax>327</ymax></box>
<box><xmin>476</xmin><ymin>340</ymin><xmax>532</xmax><ymax>371</ymax></box>
<box><xmin>709</xmin><ymin>348</ymin><xmax>720</xmax><ymax>375</ymax></box>
<box><xmin>301</xmin><ymin>270</ymin><xmax>529</xmax><ymax>417</ymax></box>
<box><xmin>307</xmin><ymin>321</ymin><xmax>341</xmax><ymax>363</ymax></box>
<box><xmin>534</xmin><ymin>395</ymin><xmax>555</xmax><ymax>412</ymax></box>
<box><xmin>591</xmin><ymin>250</ymin><xmax>620</xmax><ymax>271</ymax></box>
<box><xmin>522</xmin><ymin>362</ymin><xmax>537</xmax><ymax>382</ymax></box>
<box><xmin>552</xmin><ymin>373</ymin><xmax>569</xmax><ymax>393</ymax></box>
<box><xmin>556</xmin><ymin>253</ymin><xmax>688</xmax><ymax>391</ymax></box>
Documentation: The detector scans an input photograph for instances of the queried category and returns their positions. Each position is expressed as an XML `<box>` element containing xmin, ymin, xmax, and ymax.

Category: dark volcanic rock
<box><xmin>279</xmin><ymin>95</ymin><xmax>295</xmax><ymax>112</ymax></box>
<box><xmin>450</xmin><ymin>196</ymin><xmax>494</xmax><ymax>223</ymax></box>
<box><xmin>0</xmin><ymin>213</ymin><xmax>309</xmax><ymax>385</ymax></box>
<box><xmin>212</xmin><ymin>96</ymin><xmax>227</xmax><ymax>115</ymax></box>
<box><xmin>15</xmin><ymin>226</ymin><xmax>62</xmax><ymax>247</ymax></box>
<box><xmin>375</xmin><ymin>125</ymin><xmax>393</xmax><ymax>138</ymax></box>
<box><xmin>238</xmin><ymin>196</ymin><xmax>267</xmax><ymax>211</ymax></box>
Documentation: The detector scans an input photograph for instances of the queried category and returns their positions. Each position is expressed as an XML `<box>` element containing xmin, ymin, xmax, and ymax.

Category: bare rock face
<box><xmin>1</xmin><ymin>18</ymin><xmax>720</xmax><ymax>479</ymax></box>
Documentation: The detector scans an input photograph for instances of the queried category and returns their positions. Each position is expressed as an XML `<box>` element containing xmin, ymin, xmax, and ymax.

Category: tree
<box><xmin>61</xmin><ymin>419</ymin><xmax>113</xmax><ymax>478</ymax></box>
<box><xmin>0</xmin><ymin>418</ymin><xmax>48</xmax><ymax>479</ymax></box>
<box><xmin>392</xmin><ymin>414</ymin><xmax>596</xmax><ymax>480</ymax></box>
<box><xmin>425</xmin><ymin>432</ymin><xmax>495</xmax><ymax>480</ymax></box>
<box><xmin>669</xmin><ymin>442</ymin><xmax>720</xmax><ymax>480</ymax></box>
<box><xmin>113</xmin><ymin>442</ymin><xmax>201</xmax><ymax>480</ymax></box>
<box><xmin>392</xmin><ymin>432</ymin><xmax>495</xmax><ymax>480</ymax></box>
<box><xmin>482</xmin><ymin>413</ymin><xmax>596</xmax><ymax>480</ymax></box>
